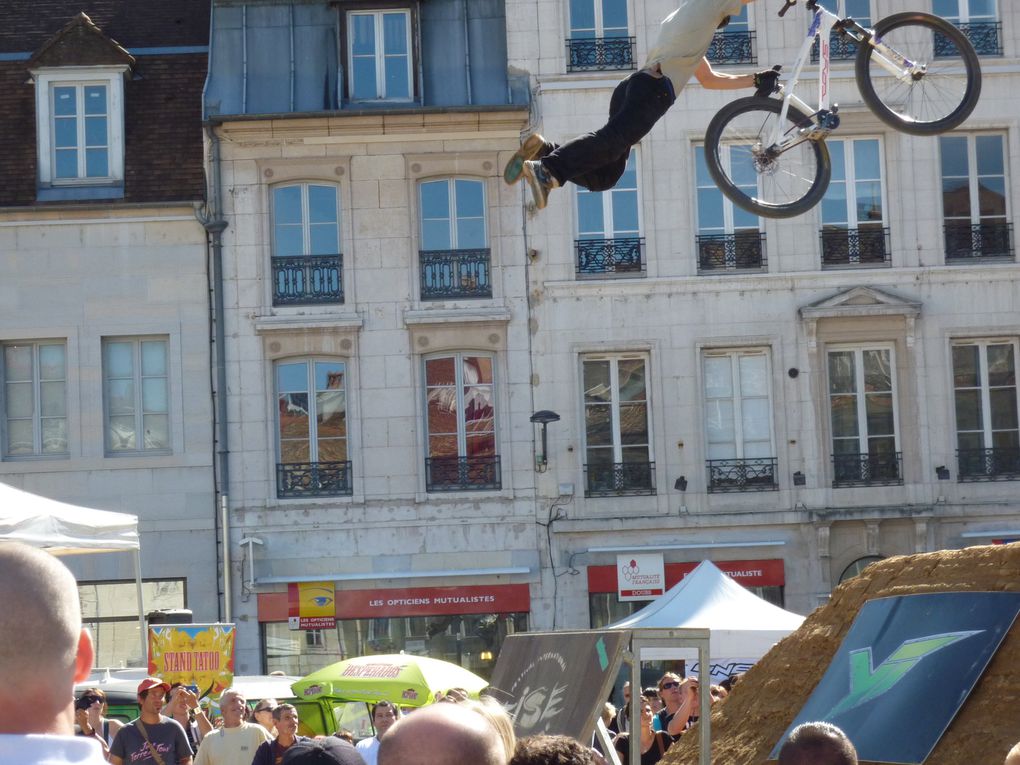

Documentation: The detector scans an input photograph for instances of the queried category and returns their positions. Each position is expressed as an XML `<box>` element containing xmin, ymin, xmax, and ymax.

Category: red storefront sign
<box><xmin>587</xmin><ymin>559</ymin><xmax>785</xmax><ymax>593</ymax></box>
<box><xmin>259</xmin><ymin>583</ymin><xmax>530</xmax><ymax>622</ymax></box>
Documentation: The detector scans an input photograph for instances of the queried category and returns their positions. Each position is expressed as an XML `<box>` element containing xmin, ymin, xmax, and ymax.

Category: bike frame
<box><xmin>769</xmin><ymin>1</ymin><xmax>930</xmax><ymax>150</ymax></box>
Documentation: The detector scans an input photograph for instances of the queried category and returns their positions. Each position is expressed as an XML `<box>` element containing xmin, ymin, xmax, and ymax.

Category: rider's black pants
<box><xmin>541</xmin><ymin>70</ymin><xmax>677</xmax><ymax>192</ymax></box>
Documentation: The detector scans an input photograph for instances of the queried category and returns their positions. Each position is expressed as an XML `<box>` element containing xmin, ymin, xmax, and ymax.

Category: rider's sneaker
<box><xmin>503</xmin><ymin>133</ymin><xmax>548</xmax><ymax>185</ymax></box>
<box><xmin>521</xmin><ymin>159</ymin><xmax>558</xmax><ymax>210</ymax></box>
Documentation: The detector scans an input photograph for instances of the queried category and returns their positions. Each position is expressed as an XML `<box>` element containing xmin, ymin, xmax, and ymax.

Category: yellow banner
<box><xmin>148</xmin><ymin>623</ymin><xmax>235</xmax><ymax>698</ymax></box>
<box><xmin>288</xmin><ymin>581</ymin><xmax>336</xmax><ymax>629</ymax></box>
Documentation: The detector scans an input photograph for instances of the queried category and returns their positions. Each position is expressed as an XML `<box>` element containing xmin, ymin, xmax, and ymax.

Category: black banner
<box><xmin>488</xmin><ymin>630</ymin><xmax>629</xmax><ymax>741</ymax></box>
<box><xmin>771</xmin><ymin>592</ymin><xmax>1020</xmax><ymax>764</ymax></box>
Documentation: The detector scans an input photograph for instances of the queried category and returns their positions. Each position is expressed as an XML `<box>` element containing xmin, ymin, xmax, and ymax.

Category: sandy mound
<box><xmin>662</xmin><ymin>543</ymin><xmax>1020</xmax><ymax>765</ymax></box>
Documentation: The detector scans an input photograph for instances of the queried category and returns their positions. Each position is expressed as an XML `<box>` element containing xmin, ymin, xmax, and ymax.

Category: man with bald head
<box><xmin>0</xmin><ymin>541</ymin><xmax>106</xmax><ymax>764</ymax></box>
<box><xmin>378</xmin><ymin>701</ymin><xmax>511</xmax><ymax>765</ymax></box>
<box><xmin>778</xmin><ymin>722</ymin><xmax>858</xmax><ymax>765</ymax></box>
<box><xmin>1005</xmin><ymin>741</ymin><xmax>1020</xmax><ymax>765</ymax></box>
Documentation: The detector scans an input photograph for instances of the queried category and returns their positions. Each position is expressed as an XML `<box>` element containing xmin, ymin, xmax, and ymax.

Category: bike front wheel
<box><xmin>704</xmin><ymin>97</ymin><xmax>831</xmax><ymax>220</ymax></box>
<box><xmin>856</xmin><ymin>12</ymin><xmax>981</xmax><ymax>136</ymax></box>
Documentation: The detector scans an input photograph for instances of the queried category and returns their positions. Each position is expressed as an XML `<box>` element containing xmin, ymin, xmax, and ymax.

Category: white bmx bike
<box><xmin>704</xmin><ymin>0</ymin><xmax>982</xmax><ymax>219</ymax></box>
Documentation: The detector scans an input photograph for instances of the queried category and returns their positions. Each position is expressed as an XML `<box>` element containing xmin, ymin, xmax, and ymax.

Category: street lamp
<box><xmin>530</xmin><ymin>410</ymin><xmax>561</xmax><ymax>472</ymax></box>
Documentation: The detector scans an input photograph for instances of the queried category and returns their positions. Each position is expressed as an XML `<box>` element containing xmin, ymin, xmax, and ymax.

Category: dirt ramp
<box><xmin>662</xmin><ymin>543</ymin><xmax>1020</xmax><ymax>765</ymax></box>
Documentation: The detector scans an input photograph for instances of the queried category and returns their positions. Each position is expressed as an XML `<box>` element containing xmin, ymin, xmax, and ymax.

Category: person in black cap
<box><xmin>283</xmin><ymin>737</ymin><xmax>367</xmax><ymax>765</ymax></box>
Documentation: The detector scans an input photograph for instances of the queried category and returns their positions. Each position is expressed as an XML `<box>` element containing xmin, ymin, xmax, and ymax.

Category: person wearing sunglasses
<box><xmin>75</xmin><ymin>687</ymin><xmax>124</xmax><ymax>761</ymax></box>
<box><xmin>252</xmin><ymin>700</ymin><xmax>278</xmax><ymax>737</ymax></box>
<box><xmin>655</xmin><ymin>674</ymin><xmax>698</xmax><ymax>737</ymax></box>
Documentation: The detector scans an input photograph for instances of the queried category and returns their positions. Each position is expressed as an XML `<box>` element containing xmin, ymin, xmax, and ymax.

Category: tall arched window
<box><xmin>271</xmin><ymin>183</ymin><xmax>343</xmax><ymax>306</ymax></box>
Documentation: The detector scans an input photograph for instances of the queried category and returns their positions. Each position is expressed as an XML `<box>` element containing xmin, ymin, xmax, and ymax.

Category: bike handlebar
<box><xmin>778</xmin><ymin>0</ymin><xmax>819</xmax><ymax>17</ymax></box>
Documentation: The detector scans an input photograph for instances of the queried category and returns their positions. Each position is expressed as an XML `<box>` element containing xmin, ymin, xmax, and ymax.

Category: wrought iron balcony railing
<box><xmin>707</xmin><ymin>457</ymin><xmax>779</xmax><ymax>493</ymax></box>
<box><xmin>707</xmin><ymin>30</ymin><xmax>756</xmax><ymax>65</ymax></box>
<box><xmin>584</xmin><ymin>461</ymin><xmax>656</xmax><ymax>497</ymax></box>
<box><xmin>576</xmin><ymin>237</ymin><xmax>645</xmax><ymax>277</ymax></box>
<box><xmin>957</xmin><ymin>447</ymin><xmax>1020</xmax><ymax>481</ymax></box>
<box><xmin>936</xmin><ymin>21</ymin><xmax>1002</xmax><ymax>57</ymax></box>
<box><xmin>811</xmin><ymin>31</ymin><xmax>861</xmax><ymax>62</ymax></box>
<box><xmin>944</xmin><ymin>222</ymin><xmax>1013</xmax><ymax>261</ymax></box>
<box><xmin>820</xmin><ymin>227</ymin><xmax>890</xmax><ymax>267</ymax></box>
<box><xmin>566</xmin><ymin>36</ymin><xmax>637</xmax><ymax>72</ymax></box>
<box><xmin>272</xmin><ymin>254</ymin><xmax>343</xmax><ymax>306</ymax></box>
<box><xmin>697</xmin><ymin>232</ymin><xmax>766</xmax><ymax>272</ymax></box>
<box><xmin>425</xmin><ymin>455</ymin><xmax>501</xmax><ymax>491</ymax></box>
<box><xmin>420</xmin><ymin>249</ymin><xmax>492</xmax><ymax>300</ymax></box>
<box><xmin>277</xmin><ymin>461</ymin><xmax>353</xmax><ymax>498</ymax></box>
<box><xmin>832</xmin><ymin>452</ymin><xmax>903</xmax><ymax>487</ymax></box>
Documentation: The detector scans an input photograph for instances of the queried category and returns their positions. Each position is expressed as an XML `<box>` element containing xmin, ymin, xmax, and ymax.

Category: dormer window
<box><xmin>33</xmin><ymin>68</ymin><xmax>126</xmax><ymax>193</ymax></box>
<box><xmin>27</xmin><ymin>13</ymin><xmax>134</xmax><ymax>201</ymax></box>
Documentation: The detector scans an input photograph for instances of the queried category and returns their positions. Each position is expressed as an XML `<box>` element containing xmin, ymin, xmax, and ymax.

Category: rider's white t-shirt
<box><xmin>644</xmin><ymin>0</ymin><xmax>748</xmax><ymax>88</ymax></box>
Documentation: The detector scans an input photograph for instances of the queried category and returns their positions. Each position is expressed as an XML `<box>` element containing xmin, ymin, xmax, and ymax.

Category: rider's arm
<box><xmin>694</xmin><ymin>57</ymin><xmax>755</xmax><ymax>90</ymax></box>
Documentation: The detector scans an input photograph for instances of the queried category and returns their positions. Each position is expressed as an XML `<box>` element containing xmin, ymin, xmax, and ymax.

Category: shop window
<box><xmin>263</xmin><ymin>612</ymin><xmax>527</xmax><ymax>680</ymax></box>
<box><xmin>79</xmin><ymin>579</ymin><xmax>186</xmax><ymax>668</ymax></box>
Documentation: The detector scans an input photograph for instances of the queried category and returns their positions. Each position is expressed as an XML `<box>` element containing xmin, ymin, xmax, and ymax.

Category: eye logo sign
<box><xmin>826</xmin><ymin>630</ymin><xmax>983</xmax><ymax>718</ymax></box>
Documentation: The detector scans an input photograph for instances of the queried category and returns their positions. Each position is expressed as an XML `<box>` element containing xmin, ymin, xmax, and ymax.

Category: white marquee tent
<box><xmin>608</xmin><ymin>560</ymin><xmax>805</xmax><ymax>671</ymax></box>
<box><xmin>0</xmin><ymin>481</ymin><xmax>146</xmax><ymax>659</ymax></box>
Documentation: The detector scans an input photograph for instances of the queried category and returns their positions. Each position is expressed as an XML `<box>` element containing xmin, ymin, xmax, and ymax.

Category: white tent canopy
<box><xmin>0</xmin><ymin>481</ymin><xmax>139</xmax><ymax>554</ymax></box>
<box><xmin>0</xmin><ymin>481</ymin><xmax>145</xmax><ymax>661</ymax></box>
<box><xmin>608</xmin><ymin>560</ymin><xmax>805</xmax><ymax>659</ymax></box>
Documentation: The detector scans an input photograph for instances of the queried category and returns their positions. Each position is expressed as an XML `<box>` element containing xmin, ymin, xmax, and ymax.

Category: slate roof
<box><xmin>0</xmin><ymin>1</ymin><xmax>210</xmax><ymax>207</ymax></box>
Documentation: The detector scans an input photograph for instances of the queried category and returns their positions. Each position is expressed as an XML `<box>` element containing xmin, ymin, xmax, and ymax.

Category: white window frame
<box><xmin>695</xmin><ymin>144</ymin><xmax>761</xmax><ymax>237</ymax></box>
<box><xmin>934</xmin><ymin>0</ymin><xmax>998</xmax><ymax>22</ymax></box>
<box><xmin>568</xmin><ymin>0</ymin><xmax>629</xmax><ymax>39</ymax></box>
<box><xmin>346</xmin><ymin>9</ymin><xmax>414</xmax><ymax>102</ymax></box>
<box><xmin>1</xmin><ymin>341</ymin><xmax>68</xmax><ymax>459</ymax></box>
<box><xmin>702</xmin><ymin>348</ymin><xmax>775</xmax><ymax>462</ymax></box>
<box><xmin>275</xmin><ymin>357</ymin><xmax>349</xmax><ymax>465</ymax></box>
<box><xmin>826</xmin><ymin>343</ymin><xmax>900</xmax><ymax>461</ymax></box>
<box><xmin>32</xmin><ymin>67</ymin><xmax>126</xmax><ymax>186</ymax></box>
<box><xmin>102</xmin><ymin>336</ymin><xmax>171</xmax><ymax>456</ymax></box>
<box><xmin>418</xmin><ymin>178</ymin><xmax>488</xmax><ymax>251</ymax></box>
<box><xmin>576</xmin><ymin>150</ymin><xmax>640</xmax><ymax>240</ymax></box>
<box><xmin>940</xmin><ymin>133</ymin><xmax>1009</xmax><ymax>228</ymax></box>
<box><xmin>822</xmin><ymin>137</ymin><xmax>886</xmax><ymax>230</ymax></box>
<box><xmin>581</xmin><ymin>353</ymin><xmax>653</xmax><ymax>466</ymax></box>
<box><xmin>271</xmin><ymin>183</ymin><xmax>342</xmax><ymax>257</ymax></box>
<box><xmin>951</xmin><ymin>338</ymin><xmax>1020</xmax><ymax>450</ymax></box>
<box><xmin>423</xmin><ymin>352</ymin><xmax>497</xmax><ymax>460</ymax></box>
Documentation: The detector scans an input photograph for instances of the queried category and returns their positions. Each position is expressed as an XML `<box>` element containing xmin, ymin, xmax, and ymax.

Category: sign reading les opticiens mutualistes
<box><xmin>771</xmin><ymin>591</ymin><xmax>1020</xmax><ymax>764</ymax></box>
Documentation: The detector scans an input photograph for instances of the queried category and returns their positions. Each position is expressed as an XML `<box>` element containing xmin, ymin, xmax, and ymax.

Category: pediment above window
<box><xmin>28</xmin><ymin>12</ymin><xmax>135</xmax><ymax>70</ymax></box>
<box><xmin>799</xmin><ymin>286</ymin><xmax>921</xmax><ymax>321</ymax></box>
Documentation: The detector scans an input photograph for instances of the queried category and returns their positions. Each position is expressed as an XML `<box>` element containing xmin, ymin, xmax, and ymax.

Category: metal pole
<box><xmin>134</xmin><ymin>548</ymin><xmax>147</xmax><ymax>667</ymax></box>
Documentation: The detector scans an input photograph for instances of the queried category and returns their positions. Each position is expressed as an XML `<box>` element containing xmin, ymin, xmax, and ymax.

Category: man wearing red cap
<box><xmin>110</xmin><ymin>678</ymin><xmax>193</xmax><ymax>765</ymax></box>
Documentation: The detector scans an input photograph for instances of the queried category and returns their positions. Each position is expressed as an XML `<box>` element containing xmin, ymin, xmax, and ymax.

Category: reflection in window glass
<box><xmin>103</xmin><ymin>337</ymin><xmax>169</xmax><ymax>453</ymax></box>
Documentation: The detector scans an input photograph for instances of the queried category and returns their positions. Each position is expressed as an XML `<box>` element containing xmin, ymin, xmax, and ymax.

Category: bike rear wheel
<box><xmin>856</xmin><ymin>12</ymin><xmax>981</xmax><ymax>136</ymax></box>
<box><xmin>704</xmin><ymin>97</ymin><xmax>831</xmax><ymax>220</ymax></box>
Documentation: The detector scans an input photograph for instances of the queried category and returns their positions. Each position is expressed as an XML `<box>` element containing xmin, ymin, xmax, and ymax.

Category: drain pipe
<box><xmin>202</xmin><ymin>124</ymin><xmax>230</xmax><ymax>622</ymax></box>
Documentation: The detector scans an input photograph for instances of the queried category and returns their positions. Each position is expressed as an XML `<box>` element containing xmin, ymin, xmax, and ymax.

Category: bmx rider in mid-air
<box><xmin>505</xmin><ymin>0</ymin><xmax>777</xmax><ymax>209</ymax></box>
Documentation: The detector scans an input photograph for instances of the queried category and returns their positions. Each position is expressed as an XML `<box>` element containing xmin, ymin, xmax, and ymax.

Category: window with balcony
<box><xmin>940</xmin><ymin>134</ymin><xmax>1012</xmax><ymax>262</ymax></box>
<box><xmin>103</xmin><ymin>337</ymin><xmax>170</xmax><ymax>455</ymax></box>
<box><xmin>703</xmin><ymin>350</ymin><xmax>777</xmax><ymax>492</ymax></box>
<box><xmin>952</xmin><ymin>340</ymin><xmax>1020</xmax><ymax>481</ymax></box>
<box><xmin>828</xmin><ymin>347</ymin><xmax>902</xmax><ymax>486</ymax></box>
<box><xmin>582</xmin><ymin>355</ymin><xmax>654</xmax><ymax>497</ymax></box>
<box><xmin>424</xmin><ymin>354</ymin><xmax>500</xmax><ymax>491</ymax></box>
<box><xmin>812</xmin><ymin>0</ymin><xmax>870</xmax><ymax>61</ymax></box>
<box><xmin>419</xmin><ymin>178</ymin><xmax>490</xmax><ymax>300</ymax></box>
<box><xmin>932</xmin><ymin>0</ymin><xmax>1002</xmax><ymax>56</ymax></box>
<box><xmin>272</xmin><ymin>183</ymin><xmax>343</xmax><ymax>306</ymax></box>
<box><xmin>708</xmin><ymin>7</ymin><xmax>755</xmax><ymax>65</ymax></box>
<box><xmin>345</xmin><ymin>9</ymin><xmax>414</xmax><ymax>101</ymax></box>
<box><xmin>2</xmin><ymin>341</ymin><xmax>67</xmax><ymax>459</ymax></box>
<box><xmin>576</xmin><ymin>152</ymin><xmax>643</xmax><ymax>277</ymax></box>
<box><xmin>567</xmin><ymin>0</ymin><xmax>634</xmax><ymax>72</ymax></box>
<box><xmin>820</xmin><ymin>138</ymin><xmax>889</xmax><ymax>268</ymax></box>
<box><xmin>695</xmin><ymin>146</ymin><xmax>765</xmax><ymax>272</ymax></box>
<box><xmin>276</xmin><ymin>359</ymin><xmax>351</xmax><ymax>498</ymax></box>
